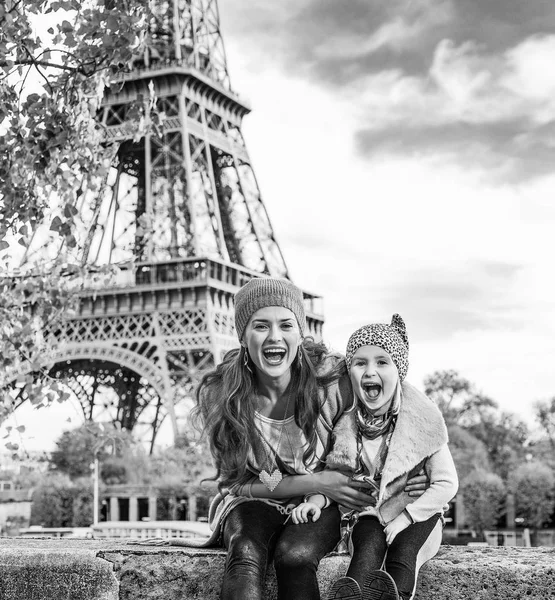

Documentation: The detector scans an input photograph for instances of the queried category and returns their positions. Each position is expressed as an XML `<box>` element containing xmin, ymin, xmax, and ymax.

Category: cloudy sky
<box><xmin>218</xmin><ymin>0</ymin><xmax>555</xmax><ymax>426</ymax></box>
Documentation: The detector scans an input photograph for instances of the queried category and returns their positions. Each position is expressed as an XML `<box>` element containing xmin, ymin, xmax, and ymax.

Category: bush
<box><xmin>511</xmin><ymin>461</ymin><xmax>555</xmax><ymax>529</ymax></box>
<box><xmin>461</xmin><ymin>469</ymin><xmax>506</xmax><ymax>533</ymax></box>
<box><xmin>30</xmin><ymin>475</ymin><xmax>93</xmax><ymax>527</ymax></box>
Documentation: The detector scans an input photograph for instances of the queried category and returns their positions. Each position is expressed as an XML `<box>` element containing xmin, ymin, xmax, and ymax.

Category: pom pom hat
<box><xmin>234</xmin><ymin>277</ymin><xmax>307</xmax><ymax>340</ymax></box>
<box><xmin>345</xmin><ymin>314</ymin><xmax>409</xmax><ymax>381</ymax></box>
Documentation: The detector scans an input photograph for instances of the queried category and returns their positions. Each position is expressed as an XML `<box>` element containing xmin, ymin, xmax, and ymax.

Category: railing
<box><xmin>80</xmin><ymin>257</ymin><xmax>324</xmax><ymax>317</ymax></box>
<box><xmin>81</xmin><ymin>257</ymin><xmax>255</xmax><ymax>291</ymax></box>
<box><xmin>483</xmin><ymin>529</ymin><xmax>555</xmax><ymax>548</ymax></box>
<box><xmin>92</xmin><ymin>520</ymin><xmax>211</xmax><ymax>539</ymax></box>
<box><xmin>18</xmin><ymin>526</ymin><xmax>93</xmax><ymax>539</ymax></box>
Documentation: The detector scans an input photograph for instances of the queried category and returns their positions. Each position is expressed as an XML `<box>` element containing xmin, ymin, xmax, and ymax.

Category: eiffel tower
<box><xmin>19</xmin><ymin>0</ymin><xmax>324</xmax><ymax>451</ymax></box>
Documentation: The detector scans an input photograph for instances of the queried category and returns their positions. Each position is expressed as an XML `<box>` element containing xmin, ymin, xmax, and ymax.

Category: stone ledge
<box><xmin>0</xmin><ymin>539</ymin><xmax>553</xmax><ymax>599</ymax></box>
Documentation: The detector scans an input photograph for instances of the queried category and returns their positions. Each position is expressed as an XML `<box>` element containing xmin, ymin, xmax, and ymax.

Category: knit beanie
<box><xmin>234</xmin><ymin>277</ymin><xmax>307</xmax><ymax>340</ymax></box>
<box><xmin>345</xmin><ymin>314</ymin><xmax>409</xmax><ymax>381</ymax></box>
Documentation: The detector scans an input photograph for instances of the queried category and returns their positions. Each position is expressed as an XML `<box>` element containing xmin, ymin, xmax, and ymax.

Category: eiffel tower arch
<box><xmin>17</xmin><ymin>0</ymin><xmax>324</xmax><ymax>451</ymax></box>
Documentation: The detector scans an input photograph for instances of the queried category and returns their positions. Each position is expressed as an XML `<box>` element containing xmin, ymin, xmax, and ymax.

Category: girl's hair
<box><xmin>191</xmin><ymin>338</ymin><xmax>341</xmax><ymax>489</ymax></box>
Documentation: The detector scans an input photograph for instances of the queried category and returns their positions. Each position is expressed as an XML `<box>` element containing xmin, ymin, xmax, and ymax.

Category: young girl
<box><xmin>291</xmin><ymin>314</ymin><xmax>458</xmax><ymax>600</ymax></box>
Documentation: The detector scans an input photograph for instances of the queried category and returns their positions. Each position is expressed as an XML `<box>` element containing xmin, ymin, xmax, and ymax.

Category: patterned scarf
<box><xmin>355</xmin><ymin>405</ymin><xmax>396</xmax><ymax>440</ymax></box>
<box><xmin>355</xmin><ymin>382</ymin><xmax>402</xmax><ymax>439</ymax></box>
<box><xmin>350</xmin><ymin>385</ymin><xmax>402</xmax><ymax>501</ymax></box>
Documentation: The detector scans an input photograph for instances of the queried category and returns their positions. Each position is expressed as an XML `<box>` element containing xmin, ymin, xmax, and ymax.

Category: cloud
<box><xmin>282</xmin><ymin>0</ymin><xmax>555</xmax><ymax>83</ymax></box>
<box><xmin>348</xmin><ymin>36</ymin><xmax>555</xmax><ymax>181</ymax></box>
<box><xmin>355</xmin><ymin>118</ymin><xmax>555</xmax><ymax>182</ymax></box>
<box><xmin>362</xmin><ymin>260</ymin><xmax>524</xmax><ymax>340</ymax></box>
<box><xmin>223</xmin><ymin>0</ymin><xmax>555</xmax><ymax>182</ymax></box>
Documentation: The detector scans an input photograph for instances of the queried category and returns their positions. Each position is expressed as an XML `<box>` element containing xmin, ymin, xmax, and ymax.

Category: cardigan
<box><xmin>170</xmin><ymin>352</ymin><xmax>354</xmax><ymax>548</ymax></box>
<box><xmin>326</xmin><ymin>381</ymin><xmax>458</xmax><ymax>525</ymax></box>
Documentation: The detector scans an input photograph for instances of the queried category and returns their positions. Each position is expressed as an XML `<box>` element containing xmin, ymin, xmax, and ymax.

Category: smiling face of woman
<box><xmin>242</xmin><ymin>306</ymin><xmax>302</xmax><ymax>381</ymax></box>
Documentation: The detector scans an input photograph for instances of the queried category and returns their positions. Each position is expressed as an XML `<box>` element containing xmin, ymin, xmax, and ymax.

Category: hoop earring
<box><xmin>243</xmin><ymin>347</ymin><xmax>253</xmax><ymax>375</ymax></box>
<box><xmin>297</xmin><ymin>345</ymin><xmax>303</xmax><ymax>369</ymax></box>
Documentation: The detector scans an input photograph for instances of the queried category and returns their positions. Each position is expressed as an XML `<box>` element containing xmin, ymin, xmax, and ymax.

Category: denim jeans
<box><xmin>346</xmin><ymin>513</ymin><xmax>441</xmax><ymax>600</ymax></box>
<box><xmin>221</xmin><ymin>500</ymin><xmax>341</xmax><ymax>600</ymax></box>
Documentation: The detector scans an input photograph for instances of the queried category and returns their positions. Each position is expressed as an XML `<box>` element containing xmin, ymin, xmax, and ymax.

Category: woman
<box><xmin>193</xmin><ymin>277</ymin><xmax>426</xmax><ymax>600</ymax></box>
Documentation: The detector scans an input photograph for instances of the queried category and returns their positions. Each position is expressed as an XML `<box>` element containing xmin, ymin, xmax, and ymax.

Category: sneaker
<box><xmin>362</xmin><ymin>570</ymin><xmax>399</xmax><ymax>600</ymax></box>
<box><xmin>327</xmin><ymin>576</ymin><xmax>363</xmax><ymax>600</ymax></box>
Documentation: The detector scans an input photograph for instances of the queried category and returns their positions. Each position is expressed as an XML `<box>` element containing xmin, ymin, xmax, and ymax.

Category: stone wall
<box><xmin>0</xmin><ymin>539</ymin><xmax>553</xmax><ymax>599</ymax></box>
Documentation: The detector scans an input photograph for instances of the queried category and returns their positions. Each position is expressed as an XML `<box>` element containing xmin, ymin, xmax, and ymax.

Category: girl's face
<box><xmin>350</xmin><ymin>345</ymin><xmax>399</xmax><ymax>415</ymax></box>
<box><xmin>242</xmin><ymin>306</ymin><xmax>302</xmax><ymax>381</ymax></box>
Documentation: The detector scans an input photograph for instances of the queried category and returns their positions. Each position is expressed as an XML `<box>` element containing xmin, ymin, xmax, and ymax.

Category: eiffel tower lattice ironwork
<box><xmin>19</xmin><ymin>0</ymin><xmax>324</xmax><ymax>451</ymax></box>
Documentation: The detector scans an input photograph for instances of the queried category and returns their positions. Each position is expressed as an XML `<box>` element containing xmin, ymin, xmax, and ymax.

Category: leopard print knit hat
<box><xmin>345</xmin><ymin>314</ymin><xmax>409</xmax><ymax>381</ymax></box>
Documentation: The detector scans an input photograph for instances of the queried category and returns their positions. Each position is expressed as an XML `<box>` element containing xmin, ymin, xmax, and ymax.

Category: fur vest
<box><xmin>326</xmin><ymin>381</ymin><xmax>456</xmax><ymax>524</ymax></box>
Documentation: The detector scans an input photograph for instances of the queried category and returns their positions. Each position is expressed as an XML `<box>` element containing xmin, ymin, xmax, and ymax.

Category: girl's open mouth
<box><xmin>363</xmin><ymin>383</ymin><xmax>381</xmax><ymax>400</ymax></box>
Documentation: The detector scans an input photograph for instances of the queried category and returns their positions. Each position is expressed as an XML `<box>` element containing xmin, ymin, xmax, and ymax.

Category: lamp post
<box><xmin>92</xmin><ymin>453</ymin><xmax>100</xmax><ymax>526</ymax></box>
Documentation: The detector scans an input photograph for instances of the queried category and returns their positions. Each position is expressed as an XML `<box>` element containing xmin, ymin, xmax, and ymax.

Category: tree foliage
<box><xmin>0</xmin><ymin>264</ymin><xmax>77</xmax><ymax>416</ymax></box>
<box><xmin>534</xmin><ymin>397</ymin><xmax>555</xmax><ymax>451</ymax></box>
<box><xmin>148</xmin><ymin>441</ymin><xmax>217</xmax><ymax>497</ymax></box>
<box><xmin>30</xmin><ymin>472</ymin><xmax>73</xmax><ymax>527</ymax></box>
<box><xmin>0</xmin><ymin>0</ymin><xmax>155</xmax><ymax>421</ymax></box>
<box><xmin>50</xmin><ymin>421</ymin><xmax>135</xmax><ymax>480</ymax></box>
<box><xmin>30</xmin><ymin>473</ymin><xmax>92</xmax><ymax>527</ymax></box>
<box><xmin>465</xmin><ymin>411</ymin><xmax>528</xmax><ymax>480</ymax></box>
<box><xmin>446</xmin><ymin>424</ymin><xmax>491</xmax><ymax>482</ymax></box>
<box><xmin>48</xmin><ymin>420</ymin><xmax>216</xmax><ymax>496</ymax></box>
<box><xmin>460</xmin><ymin>469</ymin><xmax>506</xmax><ymax>534</ymax></box>
<box><xmin>424</xmin><ymin>370</ymin><xmax>497</xmax><ymax>427</ymax></box>
<box><xmin>0</xmin><ymin>0</ymin><xmax>146</xmax><ymax>251</ymax></box>
<box><xmin>425</xmin><ymin>369</ymin><xmax>528</xmax><ymax>479</ymax></box>
<box><xmin>510</xmin><ymin>461</ymin><xmax>555</xmax><ymax>530</ymax></box>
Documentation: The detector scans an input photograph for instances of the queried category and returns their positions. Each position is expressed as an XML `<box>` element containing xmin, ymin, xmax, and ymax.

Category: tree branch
<box><xmin>1</xmin><ymin>58</ymin><xmax>79</xmax><ymax>73</ymax></box>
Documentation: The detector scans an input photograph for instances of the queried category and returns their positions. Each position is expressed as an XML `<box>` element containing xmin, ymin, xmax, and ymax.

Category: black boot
<box><xmin>362</xmin><ymin>570</ymin><xmax>399</xmax><ymax>600</ymax></box>
<box><xmin>327</xmin><ymin>576</ymin><xmax>363</xmax><ymax>600</ymax></box>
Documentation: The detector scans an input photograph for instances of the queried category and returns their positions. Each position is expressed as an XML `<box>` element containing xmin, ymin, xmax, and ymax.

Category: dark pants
<box><xmin>221</xmin><ymin>500</ymin><xmax>341</xmax><ymax>600</ymax></box>
<box><xmin>346</xmin><ymin>513</ymin><xmax>441</xmax><ymax>600</ymax></box>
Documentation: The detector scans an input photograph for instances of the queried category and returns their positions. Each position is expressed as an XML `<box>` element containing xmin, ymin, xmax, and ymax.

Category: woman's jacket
<box><xmin>183</xmin><ymin>352</ymin><xmax>353</xmax><ymax>547</ymax></box>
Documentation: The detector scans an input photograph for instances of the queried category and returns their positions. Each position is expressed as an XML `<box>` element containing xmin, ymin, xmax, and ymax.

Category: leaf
<box><xmin>63</xmin><ymin>203</ymin><xmax>78</xmax><ymax>218</ymax></box>
<box><xmin>60</xmin><ymin>20</ymin><xmax>74</xmax><ymax>33</ymax></box>
<box><xmin>50</xmin><ymin>216</ymin><xmax>63</xmax><ymax>232</ymax></box>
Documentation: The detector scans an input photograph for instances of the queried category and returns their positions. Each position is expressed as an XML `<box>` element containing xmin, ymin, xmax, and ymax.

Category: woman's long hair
<box><xmin>190</xmin><ymin>338</ymin><xmax>341</xmax><ymax>489</ymax></box>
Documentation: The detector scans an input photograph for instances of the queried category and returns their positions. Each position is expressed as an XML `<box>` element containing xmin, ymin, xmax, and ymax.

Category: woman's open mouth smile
<box><xmin>262</xmin><ymin>347</ymin><xmax>287</xmax><ymax>365</ymax></box>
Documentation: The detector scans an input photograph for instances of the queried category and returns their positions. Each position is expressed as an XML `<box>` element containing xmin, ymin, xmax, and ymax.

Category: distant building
<box><xmin>99</xmin><ymin>484</ymin><xmax>213</xmax><ymax>523</ymax></box>
<box><xmin>0</xmin><ymin>452</ymin><xmax>49</xmax><ymax>535</ymax></box>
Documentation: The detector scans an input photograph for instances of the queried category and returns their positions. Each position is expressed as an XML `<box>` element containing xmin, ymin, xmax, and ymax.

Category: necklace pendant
<box><xmin>259</xmin><ymin>469</ymin><xmax>283</xmax><ymax>492</ymax></box>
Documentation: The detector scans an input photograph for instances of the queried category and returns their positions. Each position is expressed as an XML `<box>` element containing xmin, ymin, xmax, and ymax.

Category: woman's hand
<box><xmin>404</xmin><ymin>469</ymin><xmax>430</xmax><ymax>497</ymax></box>
<box><xmin>312</xmin><ymin>471</ymin><xmax>374</xmax><ymax>511</ymax></box>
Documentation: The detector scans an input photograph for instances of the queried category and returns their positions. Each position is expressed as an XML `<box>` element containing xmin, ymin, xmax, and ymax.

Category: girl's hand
<box><xmin>384</xmin><ymin>512</ymin><xmax>411</xmax><ymax>545</ymax></box>
<box><xmin>404</xmin><ymin>469</ymin><xmax>430</xmax><ymax>497</ymax></box>
<box><xmin>291</xmin><ymin>502</ymin><xmax>322</xmax><ymax>524</ymax></box>
<box><xmin>313</xmin><ymin>471</ymin><xmax>374</xmax><ymax>511</ymax></box>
